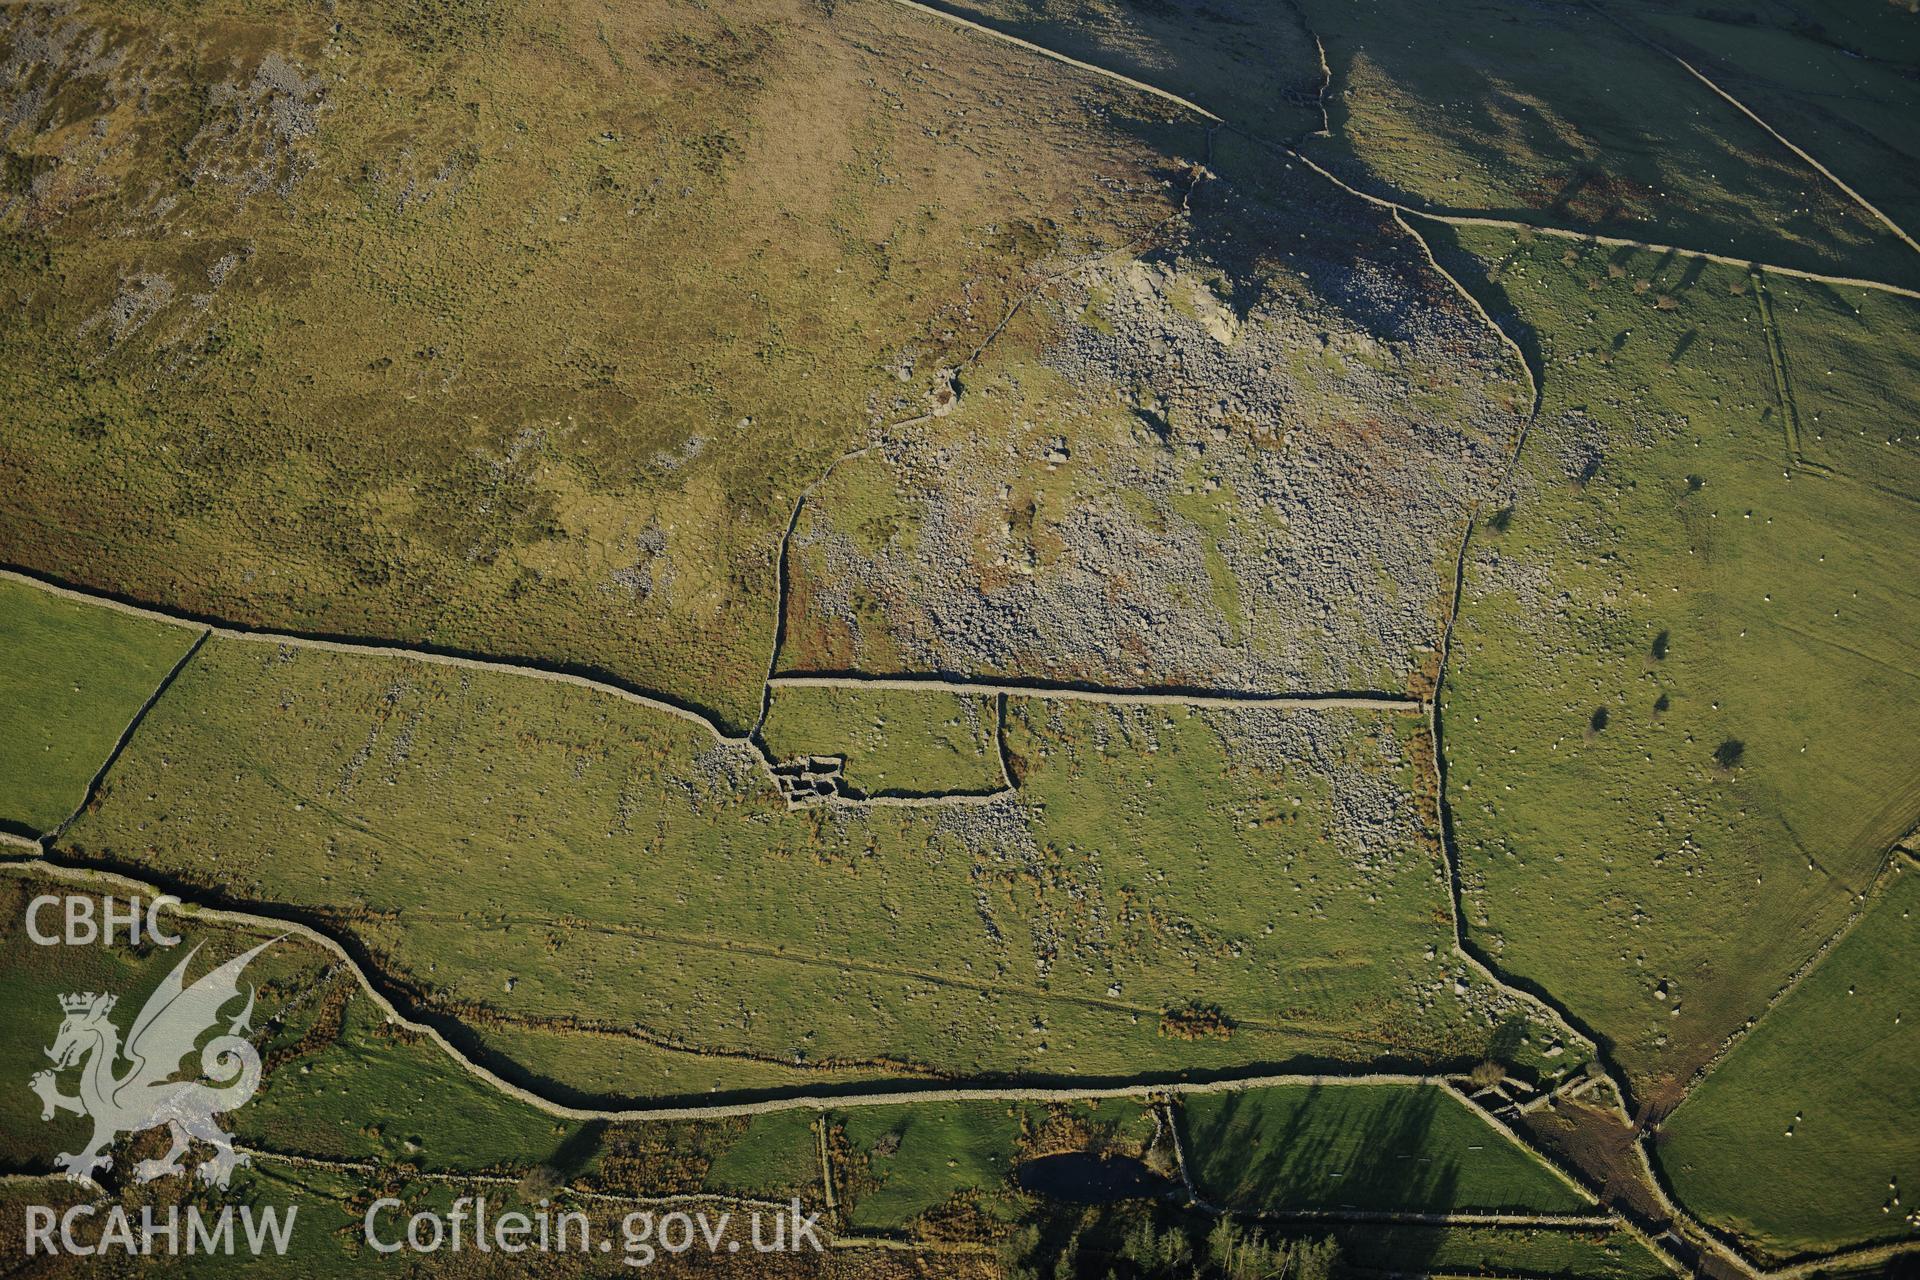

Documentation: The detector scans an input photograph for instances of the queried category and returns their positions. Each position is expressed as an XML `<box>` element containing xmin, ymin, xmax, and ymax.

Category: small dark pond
<box><xmin>1015</xmin><ymin>1152</ymin><xmax>1174</xmax><ymax>1204</ymax></box>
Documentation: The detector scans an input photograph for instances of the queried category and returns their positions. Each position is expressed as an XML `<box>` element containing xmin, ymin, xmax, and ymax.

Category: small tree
<box><xmin>1293</xmin><ymin>1237</ymin><xmax>1339</xmax><ymax>1280</ymax></box>
<box><xmin>997</xmin><ymin>1222</ymin><xmax>1043</xmax><ymax>1280</ymax></box>
<box><xmin>1120</xmin><ymin>1217</ymin><xmax>1191</xmax><ymax>1274</ymax></box>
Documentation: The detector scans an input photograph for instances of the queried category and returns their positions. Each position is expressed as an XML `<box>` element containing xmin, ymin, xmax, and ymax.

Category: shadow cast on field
<box><xmin>1406</xmin><ymin>220</ymin><xmax>1545</xmax><ymax>396</ymax></box>
<box><xmin>1097</xmin><ymin>114</ymin><xmax>1495</xmax><ymax>356</ymax></box>
<box><xmin>540</xmin><ymin>1120</ymin><xmax>608</xmax><ymax>1182</ymax></box>
<box><xmin>1181</xmin><ymin>1084</ymin><xmax>1456</xmax><ymax>1274</ymax></box>
<box><xmin>1185</xmin><ymin>1084</ymin><xmax>1460</xmax><ymax>1215</ymax></box>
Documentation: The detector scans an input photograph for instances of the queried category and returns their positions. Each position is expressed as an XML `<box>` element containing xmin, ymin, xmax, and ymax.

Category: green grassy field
<box><xmin>0</xmin><ymin>873</ymin><xmax>342</xmax><ymax>1172</ymax></box>
<box><xmin>838</xmin><ymin>1101</ymin><xmax>1037</xmax><ymax>1232</ymax></box>
<box><xmin>836</xmin><ymin>1097</ymin><xmax>1156</xmax><ymax>1233</ymax></box>
<box><xmin>1658</xmin><ymin>865</ymin><xmax>1919</xmax><ymax>1260</ymax></box>
<box><xmin>0</xmin><ymin>0</ymin><xmax>1180</xmax><ymax>732</ymax></box>
<box><xmin>760</xmin><ymin>685</ymin><xmax>1006</xmax><ymax>798</ymax></box>
<box><xmin>1764</xmin><ymin>272</ymin><xmax>1920</xmax><ymax>499</ymax></box>
<box><xmin>1627</xmin><ymin>0</ymin><xmax>1920</xmax><ymax>241</ymax></box>
<box><xmin>236</xmin><ymin>994</ymin><xmax>581</xmax><ymax>1176</ymax></box>
<box><xmin>0</xmin><ymin>867</ymin><xmax>896</xmax><ymax>1280</ymax></box>
<box><xmin>1293</xmin><ymin>0</ymin><xmax>1920</xmax><ymax>288</ymax></box>
<box><xmin>52</xmin><ymin>616</ymin><xmax>1580</xmax><ymax>1096</ymax></box>
<box><xmin>708</xmin><ymin>1109</ymin><xmax>827</xmax><ymax>1202</ymax></box>
<box><xmin>0</xmin><ymin>870</ymin><xmax>796</xmax><ymax>1190</ymax></box>
<box><xmin>0</xmin><ymin>578</ymin><xmax>197</xmax><ymax>836</ymax></box>
<box><xmin>451</xmin><ymin>1018</ymin><xmax>895</xmax><ymax>1105</ymax></box>
<box><xmin>9</xmin><ymin>1</ymin><xmax>1917</xmax><ymax>1271</ymax></box>
<box><xmin>4</xmin><ymin>869</ymin><xmax>1607</xmax><ymax>1273</ymax></box>
<box><xmin>1183</xmin><ymin>1083</ymin><xmax>1589</xmax><ymax>1215</ymax></box>
<box><xmin>1437</xmin><ymin>222</ymin><xmax>1920</xmax><ymax>1097</ymax></box>
<box><xmin>1332</xmin><ymin>1220</ymin><xmax>1673</xmax><ymax>1280</ymax></box>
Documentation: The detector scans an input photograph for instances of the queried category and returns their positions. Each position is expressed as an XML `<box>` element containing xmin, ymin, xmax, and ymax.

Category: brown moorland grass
<box><xmin>0</xmin><ymin>0</ymin><xmax>1184</xmax><ymax>731</ymax></box>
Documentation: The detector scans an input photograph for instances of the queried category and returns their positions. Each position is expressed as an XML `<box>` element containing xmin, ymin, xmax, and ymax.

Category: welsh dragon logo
<box><xmin>29</xmin><ymin>938</ymin><xmax>280</xmax><ymax>1187</ymax></box>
